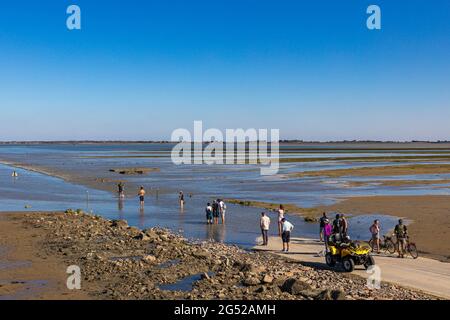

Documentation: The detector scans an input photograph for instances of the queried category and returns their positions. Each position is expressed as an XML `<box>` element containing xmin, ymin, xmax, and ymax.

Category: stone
<box><xmin>111</xmin><ymin>220</ymin><xmax>128</xmax><ymax>229</ymax></box>
<box><xmin>142</xmin><ymin>255</ymin><xmax>157</xmax><ymax>263</ymax></box>
<box><xmin>262</xmin><ymin>274</ymin><xmax>274</xmax><ymax>284</ymax></box>
<box><xmin>243</xmin><ymin>277</ymin><xmax>261</xmax><ymax>286</ymax></box>
<box><xmin>281</xmin><ymin>278</ymin><xmax>312</xmax><ymax>295</ymax></box>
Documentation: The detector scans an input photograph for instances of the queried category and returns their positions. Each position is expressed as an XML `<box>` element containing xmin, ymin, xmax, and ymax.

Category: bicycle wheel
<box><xmin>408</xmin><ymin>243</ymin><xmax>419</xmax><ymax>259</ymax></box>
<box><xmin>385</xmin><ymin>239</ymin><xmax>396</xmax><ymax>254</ymax></box>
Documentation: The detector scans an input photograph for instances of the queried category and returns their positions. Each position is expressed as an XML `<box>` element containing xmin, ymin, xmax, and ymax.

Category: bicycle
<box><xmin>368</xmin><ymin>235</ymin><xmax>396</xmax><ymax>254</ymax></box>
<box><xmin>392</xmin><ymin>235</ymin><xmax>419</xmax><ymax>259</ymax></box>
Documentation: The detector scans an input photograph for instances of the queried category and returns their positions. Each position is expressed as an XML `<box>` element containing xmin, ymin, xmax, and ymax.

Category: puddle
<box><xmin>159</xmin><ymin>272</ymin><xmax>214</xmax><ymax>292</ymax></box>
<box><xmin>0</xmin><ymin>279</ymin><xmax>48</xmax><ymax>300</ymax></box>
<box><xmin>157</xmin><ymin>259</ymin><xmax>180</xmax><ymax>269</ymax></box>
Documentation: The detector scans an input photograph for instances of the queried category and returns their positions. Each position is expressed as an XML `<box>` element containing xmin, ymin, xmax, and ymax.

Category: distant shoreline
<box><xmin>2</xmin><ymin>140</ymin><xmax>450</xmax><ymax>146</ymax></box>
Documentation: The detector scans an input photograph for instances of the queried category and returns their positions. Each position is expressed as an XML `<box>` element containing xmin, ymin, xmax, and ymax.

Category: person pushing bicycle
<box><xmin>394</xmin><ymin>219</ymin><xmax>408</xmax><ymax>258</ymax></box>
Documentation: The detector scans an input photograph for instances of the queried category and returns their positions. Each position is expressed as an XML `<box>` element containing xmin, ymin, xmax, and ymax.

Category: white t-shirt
<box><xmin>260</xmin><ymin>216</ymin><xmax>270</xmax><ymax>230</ymax></box>
<box><xmin>282</xmin><ymin>220</ymin><xmax>294</xmax><ymax>232</ymax></box>
<box><xmin>219</xmin><ymin>201</ymin><xmax>226</xmax><ymax>210</ymax></box>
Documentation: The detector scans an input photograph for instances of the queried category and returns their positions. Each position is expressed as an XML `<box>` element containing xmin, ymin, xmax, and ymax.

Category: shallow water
<box><xmin>159</xmin><ymin>272</ymin><xmax>214</xmax><ymax>292</ymax></box>
<box><xmin>0</xmin><ymin>144</ymin><xmax>446</xmax><ymax>247</ymax></box>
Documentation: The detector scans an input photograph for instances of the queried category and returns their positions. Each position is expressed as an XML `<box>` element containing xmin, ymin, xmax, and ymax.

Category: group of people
<box><xmin>259</xmin><ymin>205</ymin><xmax>295</xmax><ymax>253</ymax></box>
<box><xmin>117</xmin><ymin>182</ymin><xmax>412</xmax><ymax>258</ymax></box>
<box><xmin>205</xmin><ymin>199</ymin><xmax>226</xmax><ymax>224</ymax></box>
<box><xmin>370</xmin><ymin>218</ymin><xmax>409</xmax><ymax>258</ymax></box>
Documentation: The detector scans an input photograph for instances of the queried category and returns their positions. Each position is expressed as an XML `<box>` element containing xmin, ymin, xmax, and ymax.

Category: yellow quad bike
<box><xmin>325</xmin><ymin>240</ymin><xmax>375</xmax><ymax>272</ymax></box>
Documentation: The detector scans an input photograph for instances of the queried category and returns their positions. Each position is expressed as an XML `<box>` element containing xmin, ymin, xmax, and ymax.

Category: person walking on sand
<box><xmin>205</xmin><ymin>202</ymin><xmax>213</xmax><ymax>224</ymax></box>
<box><xmin>281</xmin><ymin>218</ymin><xmax>294</xmax><ymax>253</ymax></box>
<box><xmin>370</xmin><ymin>219</ymin><xmax>381</xmax><ymax>254</ymax></box>
<box><xmin>319</xmin><ymin>212</ymin><xmax>328</xmax><ymax>242</ymax></box>
<box><xmin>394</xmin><ymin>219</ymin><xmax>408</xmax><ymax>258</ymax></box>
<box><xmin>260</xmin><ymin>212</ymin><xmax>270</xmax><ymax>246</ymax></box>
<box><xmin>277</xmin><ymin>205</ymin><xmax>285</xmax><ymax>237</ymax></box>
<box><xmin>138</xmin><ymin>186</ymin><xmax>146</xmax><ymax>207</ymax></box>
<box><xmin>219</xmin><ymin>199</ymin><xmax>226</xmax><ymax>224</ymax></box>
<box><xmin>323</xmin><ymin>219</ymin><xmax>332</xmax><ymax>252</ymax></box>
<box><xmin>118</xmin><ymin>182</ymin><xmax>125</xmax><ymax>199</ymax></box>
<box><xmin>179</xmin><ymin>191</ymin><xmax>185</xmax><ymax>208</ymax></box>
<box><xmin>212</xmin><ymin>200</ymin><xmax>219</xmax><ymax>224</ymax></box>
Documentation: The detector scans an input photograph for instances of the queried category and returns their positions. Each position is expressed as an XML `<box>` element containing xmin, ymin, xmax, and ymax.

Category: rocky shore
<box><xmin>12</xmin><ymin>211</ymin><xmax>436</xmax><ymax>300</ymax></box>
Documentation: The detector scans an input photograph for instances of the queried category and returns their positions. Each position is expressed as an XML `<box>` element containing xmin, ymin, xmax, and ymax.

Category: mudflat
<box><xmin>318</xmin><ymin>195</ymin><xmax>450</xmax><ymax>262</ymax></box>
<box><xmin>291</xmin><ymin>164</ymin><xmax>450</xmax><ymax>178</ymax></box>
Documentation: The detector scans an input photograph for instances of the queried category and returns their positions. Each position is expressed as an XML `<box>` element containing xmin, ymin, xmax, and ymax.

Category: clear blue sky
<box><xmin>0</xmin><ymin>0</ymin><xmax>449</xmax><ymax>141</ymax></box>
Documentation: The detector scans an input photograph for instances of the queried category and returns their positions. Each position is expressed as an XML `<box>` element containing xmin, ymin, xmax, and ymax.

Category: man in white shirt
<box><xmin>219</xmin><ymin>200</ymin><xmax>226</xmax><ymax>224</ymax></box>
<box><xmin>260</xmin><ymin>212</ymin><xmax>271</xmax><ymax>246</ymax></box>
<box><xmin>281</xmin><ymin>218</ymin><xmax>294</xmax><ymax>252</ymax></box>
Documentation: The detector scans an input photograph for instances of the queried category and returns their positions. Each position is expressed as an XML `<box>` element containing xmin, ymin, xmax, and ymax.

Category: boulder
<box><xmin>280</xmin><ymin>278</ymin><xmax>312</xmax><ymax>295</ymax></box>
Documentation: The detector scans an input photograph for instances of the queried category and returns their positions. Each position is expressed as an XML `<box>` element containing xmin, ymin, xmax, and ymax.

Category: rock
<box><xmin>303</xmin><ymin>216</ymin><xmax>318</xmax><ymax>223</ymax></box>
<box><xmin>281</xmin><ymin>278</ymin><xmax>312</xmax><ymax>295</ymax></box>
<box><xmin>193</xmin><ymin>251</ymin><xmax>211</xmax><ymax>260</ymax></box>
<box><xmin>200</xmin><ymin>272</ymin><xmax>211</xmax><ymax>280</ymax></box>
<box><xmin>243</xmin><ymin>277</ymin><xmax>261</xmax><ymax>286</ymax></box>
<box><xmin>134</xmin><ymin>232</ymin><xmax>151</xmax><ymax>241</ymax></box>
<box><xmin>262</xmin><ymin>274</ymin><xmax>274</xmax><ymax>284</ymax></box>
<box><xmin>142</xmin><ymin>255</ymin><xmax>157</xmax><ymax>263</ymax></box>
<box><xmin>111</xmin><ymin>220</ymin><xmax>128</xmax><ymax>229</ymax></box>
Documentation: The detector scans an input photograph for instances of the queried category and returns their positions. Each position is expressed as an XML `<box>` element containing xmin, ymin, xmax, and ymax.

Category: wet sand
<box><xmin>291</xmin><ymin>164</ymin><xmax>450</xmax><ymax>178</ymax></box>
<box><xmin>318</xmin><ymin>195</ymin><xmax>450</xmax><ymax>262</ymax></box>
<box><xmin>0</xmin><ymin>213</ymin><xmax>90</xmax><ymax>299</ymax></box>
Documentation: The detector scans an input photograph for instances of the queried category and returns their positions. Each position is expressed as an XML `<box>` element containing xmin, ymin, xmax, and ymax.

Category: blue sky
<box><xmin>0</xmin><ymin>0</ymin><xmax>449</xmax><ymax>141</ymax></box>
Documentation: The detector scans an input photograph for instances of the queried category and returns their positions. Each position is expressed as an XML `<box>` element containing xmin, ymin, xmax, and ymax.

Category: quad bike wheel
<box><xmin>325</xmin><ymin>253</ymin><xmax>336</xmax><ymax>267</ymax></box>
<box><xmin>342</xmin><ymin>257</ymin><xmax>355</xmax><ymax>272</ymax></box>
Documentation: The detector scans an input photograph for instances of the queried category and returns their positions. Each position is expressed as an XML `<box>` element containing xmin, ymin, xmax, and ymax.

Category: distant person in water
<box><xmin>281</xmin><ymin>218</ymin><xmax>294</xmax><ymax>253</ymax></box>
<box><xmin>118</xmin><ymin>182</ymin><xmax>125</xmax><ymax>199</ymax></box>
<box><xmin>12</xmin><ymin>171</ymin><xmax>18</xmax><ymax>177</ymax></box>
<box><xmin>319</xmin><ymin>212</ymin><xmax>328</xmax><ymax>242</ymax></box>
<box><xmin>212</xmin><ymin>200</ymin><xmax>219</xmax><ymax>224</ymax></box>
<box><xmin>277</xmin><ymin>205</ymin><xmax>285</xmax><ymax>237</ymax></box>
<box><xmin>138</xmin><ymin>186</ymin><xmax>146</xmax><ymax>207</ymax></box>
<box><xmin>179</xmin><ymin>191</ymin><xmax>185</xmax><ymax>207</ymax></box>
<box><xmin>219</xmin><ymin>199</ymin><xmax>226</xmax><ymax>224</ymax></box>
<box><xmin>205</xmin><ymin>203</ymin><xmax>213</xmax><ymax>224</ymax></box>
<box><xmin>260</xmin><ymin>212</ymin><xmax>270</xmax><ymax>246</ymax></box>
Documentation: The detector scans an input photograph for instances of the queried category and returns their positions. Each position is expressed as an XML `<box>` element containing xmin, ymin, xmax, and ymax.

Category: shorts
<box><xmin>139</xmin><ymin>196</ymin><xmax>144</xmax><ymax>202</ymax></box>
<box><xmin>213</xmin><ymin>210</ymin><xmax>219</xmax><ymax>218</ymax></box>
<box><xmin>372</xmin><ymin>233</ymin><xmax>380</xmax><ymax>240</ymax></box>
<box><xmin>206</xmin><ymin>211</ymin><xmax>213</xmax><ymax>220</ymax></box>
<box><xmin>282</xmin><ymin>231</ymin><xmax>291</xmax><ymax>243</ymax></box>
<box><xmin>319</xmin><ymin>226</ymin><xmax>324</xmax><ymax>233</ymax></box>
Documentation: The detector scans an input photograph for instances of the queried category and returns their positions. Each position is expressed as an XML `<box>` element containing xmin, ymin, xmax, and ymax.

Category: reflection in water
<box><xmin>117</xmin><ymin>198</ymin><xmax>124</xmax><ymax>220</ymax></box>
<box><xmin>139</xmin><ymin>207</ymin><xmax>145</xmax><ymax>228</ymax></box>
<box><xmin>205</xmin><ymin>224</ymin><xmax>226</xmax><ymax>243</ymax></box>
